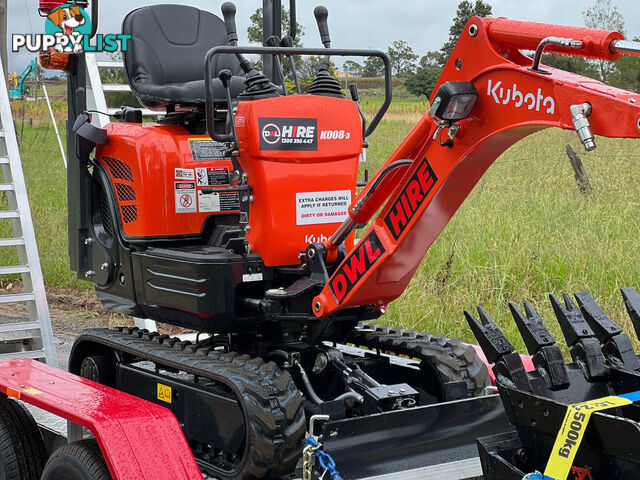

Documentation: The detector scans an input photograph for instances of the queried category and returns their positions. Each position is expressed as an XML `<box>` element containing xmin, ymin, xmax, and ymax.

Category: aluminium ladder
<box><xmin>0</xmin><ymin>62</ymin><xmax>57</xmax><ymax>367</ymax></box>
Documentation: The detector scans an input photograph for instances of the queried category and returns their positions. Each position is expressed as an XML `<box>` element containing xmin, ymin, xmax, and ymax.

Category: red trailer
<box><xmin>0</xmin><ymin>358</ymin><xmax>203</xmax><ymax>479</ymax></box>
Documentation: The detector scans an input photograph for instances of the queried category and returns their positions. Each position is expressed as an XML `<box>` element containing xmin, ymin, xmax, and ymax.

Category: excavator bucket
<box><xmin>468</xmin><ymin>289</ymin><xmax>640</xmax><ymax>480</ymax></box>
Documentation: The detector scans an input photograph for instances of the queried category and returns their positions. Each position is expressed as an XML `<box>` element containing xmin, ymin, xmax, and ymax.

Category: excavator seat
<box><xmin>122</xmin><ymin>4</ymin><xmax>246</xmax><ymax>110</ymax></box>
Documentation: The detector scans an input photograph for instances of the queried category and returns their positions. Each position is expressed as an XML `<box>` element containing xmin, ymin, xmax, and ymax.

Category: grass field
<box><xmin>7</xmin><ymin>95</ymin><xmax>640</xmax><ymax>352</ymax></box>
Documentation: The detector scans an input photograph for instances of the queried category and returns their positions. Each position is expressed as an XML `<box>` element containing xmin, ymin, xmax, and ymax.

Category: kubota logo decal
<box><xmin>487</xmin><ymin>79</ymin><xmax>555</xmax><ymax>114</ymax></box>
<box><xmin>330</xmin><ymin>231</ymin><xmax>385</xmax><ymax>304</ymax></box>
<box><xmin>305</xmin><ymin>234</ymin><xmax>329</xmax><ymax>244</ymax></box>
<box><xmin>259</xmin><ymin>118</ymin><xmax>318</xmax><ymax>151</ymax></box>
<box><xmin>384</xmin><ymin>158</ymin><xmax>437</xmax><ymax>241</ymax></box>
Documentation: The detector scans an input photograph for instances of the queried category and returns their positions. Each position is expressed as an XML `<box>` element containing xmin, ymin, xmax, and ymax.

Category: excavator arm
<box><xmin>314</xmin><ymin>17</ymin><xmax>640</xmax><ymax>317</ymax></box>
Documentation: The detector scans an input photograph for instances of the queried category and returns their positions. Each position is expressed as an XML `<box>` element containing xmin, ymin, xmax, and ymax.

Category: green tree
<box><xmin>343</xmin><ymin>60</ymin><xmax>363</xmax><ymax>77</ymax></box>
<box><xmin>361</xmin><ymin>56</ymin><xmax>384</xmax><ymax>77</ymax></box>
<box><xmin>405</xmin><ymin>65</ymin><xmax>441</xmax><ymax>99</ymax></box>
<box><xmin>386</xmin><ymin>40</ymin><xmax>418</xmax><ymax>77</ymax></box>
<box><xmin>439</xmin><ymin>1</ymin><xmax>492</xmax><ymax>65</ymax></box>
<box><xmin>419</xmin><ymin>51</ymin><xmax>441</xmax><ymax>70</ymax></box>
<box><xmin>247</xmin><ymin>7</ymin><xmax>304</xmax><ymax>46</ymax></box>
<box><xmin>247</xmin><ymin>7</ymin><xmax>304</xmax><ymax>74</ymax></box>
<box><xmin>582</xmin><ymin>0</ymin><xmax>625</xmax><ymax>82</ymax></box>
<box><xmin>540</xmin><ymin>54</ymin><xmax>599</xmax><ymax>79</ymax></box>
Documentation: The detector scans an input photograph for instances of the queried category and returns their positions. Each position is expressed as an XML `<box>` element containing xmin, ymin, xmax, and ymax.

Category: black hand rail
<box><xmin>204</xmin><ymin>46</ymin><xmax>392</xmax><ymax>143</ymax></box>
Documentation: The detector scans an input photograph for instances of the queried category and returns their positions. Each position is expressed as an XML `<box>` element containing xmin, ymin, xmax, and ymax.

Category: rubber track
<box><xmin>75</xmin><ymin>327</ymin><xmax>306</xmax><ymax>480</ymax></box>
<box><xmin>347</xmin><ymin>323</ymin><xmax>491</xmax><ymax>397</ymax></box>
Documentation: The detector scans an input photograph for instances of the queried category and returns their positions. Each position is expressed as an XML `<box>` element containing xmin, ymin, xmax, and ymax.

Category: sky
<box><xmin>7</xmin><ymin>0</ymin><xmax>640</xmax><ymax>74</ymax></box>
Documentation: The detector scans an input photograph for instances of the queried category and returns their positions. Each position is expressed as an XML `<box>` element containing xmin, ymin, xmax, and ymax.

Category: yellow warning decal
<box><xmin>544</xmin><ymin>395</ymin><xmax>631</xmax><ymax>479</ymax></box>
<box><xmin>157</xmin><ymin>383</ymin><xmax>172</xmax><ymax>404</ymax></box>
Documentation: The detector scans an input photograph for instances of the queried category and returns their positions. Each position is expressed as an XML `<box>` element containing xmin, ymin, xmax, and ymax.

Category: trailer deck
<box><xmin>1</xmin><ymin>358</ymin><xmax>486</xmax><ymax>480</ymax></box>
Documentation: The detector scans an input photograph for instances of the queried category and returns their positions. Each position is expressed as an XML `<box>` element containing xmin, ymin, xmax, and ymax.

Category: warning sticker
<box><xmin>196</xmin><ymin>167</ymin><xmax>230</xmax><ymax>187</ymax></box>
<box><xmin>175</xmin><ymin>182</ymin><xmax>197</xmax><ymax>213</ymax></box>
<box><xmin>198</xmin><ymin>190</ymin><xmax>221</xmax><ymax>213</ymax></box>
<box><xmin>296</xmin><ymin>190</ymin><xmax>351</xmax><ymax>225</ymax></box>
<box><xmin>189</xmin><ymin>138</ymin><xmax>229</xmax><ymax>161</ymax></box>
<box><xmin>220</xmin><ymin>192</ymin><xmax>241</xmax><ymax>211</ymax></box>
<box><xmin>197</xmin><ymin>190</ymin><xmax>241</xmax><ymax>213</ymax></box>
<box><xmin>175</xmin><ymin>168</ymin><xmax>195</xmax><ymax>180</ymax></box>
<box><xmin>157</xmin><ymin>383</ymin><xmax>172</xmax><ymax>404</ymax></box>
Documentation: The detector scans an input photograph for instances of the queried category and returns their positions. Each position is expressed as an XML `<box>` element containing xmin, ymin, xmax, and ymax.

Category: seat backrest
<box><xmin>122</xmin><ymin>4</ymin><xmax>243</xmax><ymax>107</ymax></box>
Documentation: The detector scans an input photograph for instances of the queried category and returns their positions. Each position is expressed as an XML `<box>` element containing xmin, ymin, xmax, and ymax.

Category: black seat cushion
<box><xmin>122</xmin><ymin>5</ymin><xmax>246</xmax><ymax>110</ymax></box>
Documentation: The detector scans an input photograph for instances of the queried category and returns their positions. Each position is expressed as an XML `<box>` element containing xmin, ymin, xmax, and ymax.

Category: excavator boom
<box><xmin>314</xmin><ymin>17</ymin><xmax>640</xmax><ymax>317</ymax></box>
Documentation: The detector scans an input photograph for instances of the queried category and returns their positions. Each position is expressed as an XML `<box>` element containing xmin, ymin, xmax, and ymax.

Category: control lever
<box><xmin>314</xmin><ymin>6</ymin><xmax>331</xmax><ymax>47</ymax></box>
<box><xmin>314</xmin><ymin>6</ymin><xmax>332</xmax><ymax>70</ymax></box>
<box><xmin>221</xmin><ymin>2</ymin><xmax>253</xmax><ymax>74</ymax></box>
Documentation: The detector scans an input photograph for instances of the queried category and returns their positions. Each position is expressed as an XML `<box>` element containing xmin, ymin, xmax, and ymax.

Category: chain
<box><xmin>302</xmin><ymin>441</ymin><xmax>321</xmax><ymax>480</ymax></box>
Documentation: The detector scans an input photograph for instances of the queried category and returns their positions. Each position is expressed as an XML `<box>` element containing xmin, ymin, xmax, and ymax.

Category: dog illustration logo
<box><xmin>44</xmin><ymin>4</ymin><xmax>91</xmax><ymax>53</ymax></box>
<box><xmin>48</xmin><ymin>6</ymin><xmax>85</xmax><ymax>37</ymax></box>
<box><xmin>12</xmin><ymin>2</ymin><xmax>129</xmax><ymax>55</ymax></box>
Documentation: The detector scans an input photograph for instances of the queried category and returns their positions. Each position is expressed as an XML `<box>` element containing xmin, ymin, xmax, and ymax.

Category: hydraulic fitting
<box><xmin>570</xmin><ymin>103</ymin><xmax>596</xmax><ymax>152</ymax></box>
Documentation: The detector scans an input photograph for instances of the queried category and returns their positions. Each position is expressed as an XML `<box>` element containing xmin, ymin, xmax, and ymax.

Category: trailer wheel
<box><xmin>41</xmin><ymin>440</ymin><xmax>112</xmax><ymax>480</ymax></box>
<box><xmin>0</xmin><ymin>397</ymin><xmax>47</xmax><ymax>480</ymax></box>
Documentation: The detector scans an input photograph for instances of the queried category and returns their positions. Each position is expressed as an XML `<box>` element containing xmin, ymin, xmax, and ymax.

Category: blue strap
<box><xmin>618</xmin><ymin>390</ymin><xmax>640</xmax><ymax>402</ymax></box>
<box><xmin>305</xmin><ymin>437</ymin><xmax>343</xmax><ymax>480</ymax></box>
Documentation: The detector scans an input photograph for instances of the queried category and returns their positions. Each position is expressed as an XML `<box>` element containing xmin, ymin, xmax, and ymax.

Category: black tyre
<box><xmin>0</xmin><ymin>397</ymin><xmax>47</xmax><ymax>480</ymax></box>
<box><xmin>41</xmin><ymin>440</ymin><xmax>112</xmax><ymax>480</ymax></box>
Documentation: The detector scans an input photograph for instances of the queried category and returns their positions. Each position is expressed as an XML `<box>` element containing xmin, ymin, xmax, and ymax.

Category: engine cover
<box><xmin>95</xmin><ymin>123</ymin><xmax>239</xmax><ymax>240</ymax></box>
<box><xmin>236</xmin><ymin>95</ymin><xmax>363</xmax><ymax>266</ymax></box>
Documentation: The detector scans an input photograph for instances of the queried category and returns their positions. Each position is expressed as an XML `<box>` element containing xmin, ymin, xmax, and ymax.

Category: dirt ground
<box><xmin>0</xmin><ymin>283</ymin><xmax>192</xmax><ymax>369</ymax></box>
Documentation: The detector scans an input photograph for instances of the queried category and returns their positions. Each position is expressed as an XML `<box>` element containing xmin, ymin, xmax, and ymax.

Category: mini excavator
<box><xmin>37</xmin><ymin>0</ymin><xmax>640</xmax><ymax>478</ymax></box>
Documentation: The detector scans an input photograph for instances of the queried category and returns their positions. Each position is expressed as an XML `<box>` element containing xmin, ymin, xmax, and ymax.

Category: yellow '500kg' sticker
<box><xmin>544</xmin><ymin>395</ymin><xmax>632</xmax><ymax>479</ymax></box>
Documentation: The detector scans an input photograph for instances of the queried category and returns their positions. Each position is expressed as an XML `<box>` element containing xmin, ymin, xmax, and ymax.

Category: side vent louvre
<box><xmin>115</xmin><ymin>183</ymin><xmax>136</xmax><ymax>202</ymax></box>
<box><xmin>102</xmin><ymin>156</ymin><xmax>134</xmax><ymax>182</ymax></box>
<box><xmin>121</xmin><ymin>205</ymin><xmax>138</xmax><ymax>224</ymax></box>
<box><xmin>101</xmin><ymin>156</ymin><xmax>138</xmax><ymax>227</ymax></box>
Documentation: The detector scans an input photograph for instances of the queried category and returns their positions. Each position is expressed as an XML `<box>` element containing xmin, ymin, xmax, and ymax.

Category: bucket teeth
<box><xmin>574</xmin><ymin>291</ymin><xmax>621</xmax><ymax>340</ymax></box>
<box><xmin>549</xmin><ymin>293</ymin><xmax>594</xmax><ymax>347</ymax></box>
<box><xmin>550</xmin><ymin>293</ymin><xmax>608</xmax><ymax>381</ymax></box>
<box><xmin>464</xmin><ymin>307</ymin><xmax>514</xmax><ymax>364</ymax></box>
<box><xmin>509</xmin><ymin>301</ymin><xmax>569</xmax><ymax>389</ymax></box>
<box><xmin>509</xmin><ymin>301</ymin><xmax>555</xmax><ymax>352</ymax></box>
<box><xmin>575</xmin><ymin>291</ymin><xmax>639</xmax><ymax>371</ymax></box>
<box><xmin>621</xmin><ymin>287</ymin><xmax>640</xmax><ymax>342</ymax></box>
<box><xmin>465</xmin><ymin>307</ymin><xmax>532</xmax><ymax>392</ymax></box>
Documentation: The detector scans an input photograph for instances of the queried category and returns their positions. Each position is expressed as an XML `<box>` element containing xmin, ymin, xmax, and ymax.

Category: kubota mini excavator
<box><xmin>37</xmin><ymin>0</ymin><xmax>640</xmax><ymax>478</ymax></box>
